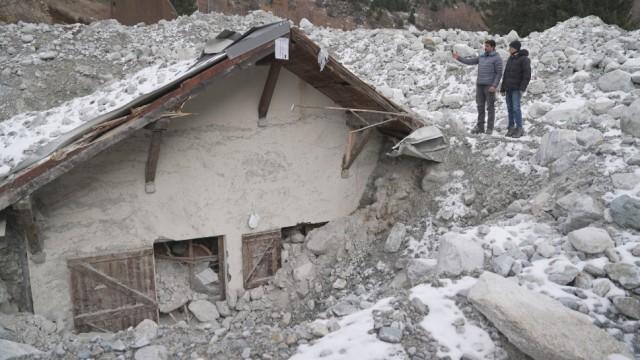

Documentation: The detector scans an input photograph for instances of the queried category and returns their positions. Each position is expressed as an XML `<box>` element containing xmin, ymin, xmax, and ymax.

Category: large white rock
<box><xmin>621</xmin><ymin>57</ymin><xmax>640</xmax><ymax>73</ymax></box>
<box><xmin>576</xmin><ymin>128</ymin><xmax>603</xmax><ymax>147</ymax></box>
<box><xmin>468</xmin><ymin>272</ymin><xmax>632</xmax><ymax>360</ymax></box>
<box><xmin>436</xmin><ymin>233</ymin><xmax>484</xmax><ymax>277</ymax></box>
<box><xmin>453</xmin><ymin>43</ymin><xmax>476</xmax><ymax>58</ymax></box>
<box><xmin>598</xmin><ymin>69</ymin><xmax>634</xmax><ymax>92</ymax></box>
<box><xmin>527</xmin><ymin>80</ymin><xmax>546</xmax><ymax>95</ymax></box>
<box><xmin>543</xmin><ymin>99</ymin><xmax>589</xmax><ymax>124</ymax></box>
<box><xmin>0</xmin><ymin>340</ymin><xmax>42</xmax><ymax>360</ymax></box>
<box><xmin>135</xmin><ymin>345</ymin><xmax>168</xmax><ymax>360</ymax></box>
<box><xmin>441</xmin><ymin>94</ymin><xmax>464</xmax><ymax>108</ymax></box>
<box><xmin>533</xmin><ymin>130</ymin><xmax>578</xmax><ymax>166</ymax></box>
<box><xmin>188</xmin><ymin>300</ymin><xmax>219</xmax><ymax>322</ymax></box>
<box><xmin>528</xmin><ymin>102</ymin><xmax>553</xmax><ymax>119</ymax></box>
<box><xmin>611</xmin><ymin>172</ymin><xmax>640</xmax><ymax>190</ymax></box>
<box><xmin>589</xmin><ymin>97</ymin><xmax>616</xmax><ymax>115</ymax></box>
<box><xmin>384</xmin><ymin>223</ymin><xmax>407</xmax><ymax>253</ymax></box>
<box><xmin>568</xmin><ymin>227</ymin><xmax>614</xmax><ymax>254</ymax></box>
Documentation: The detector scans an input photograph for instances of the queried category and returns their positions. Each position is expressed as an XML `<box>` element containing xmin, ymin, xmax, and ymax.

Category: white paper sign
<box><xmin>275</xmin><ymin>37</ymin><xmax>289</xmax><ymax>60</ymax></box>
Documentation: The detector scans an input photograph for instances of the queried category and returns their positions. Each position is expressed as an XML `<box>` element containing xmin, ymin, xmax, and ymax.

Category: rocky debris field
<box><xmin>1</xmin><ymin>9</ymin><xmax>640</xmax><ymax>360</ymax></box>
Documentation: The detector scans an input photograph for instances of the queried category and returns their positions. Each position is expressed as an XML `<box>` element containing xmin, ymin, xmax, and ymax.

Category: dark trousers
<box><xmin>476</xmin><ymin>85</ymin><xmax>495</xmax><ymax>130</ymax></box>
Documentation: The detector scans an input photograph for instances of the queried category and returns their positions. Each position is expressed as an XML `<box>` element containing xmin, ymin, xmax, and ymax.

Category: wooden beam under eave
<box><xmin>258</xmin><ymin>61</ymin><xmax>282</xmax><ymax>119</ymax></box>
<box><xmin>12</xmin><ymin>197</ymin><xmax>42</xmax><ymax>254</ymax></box>
<box><xmin>144</xmin><ymin>119</ymin><xmax>170</xmax><ymax>194</ymax></box>
<box><xmin>342</xmin><ymin>128</ymin><xmax>374</xmax><ymax>172</ymax></box>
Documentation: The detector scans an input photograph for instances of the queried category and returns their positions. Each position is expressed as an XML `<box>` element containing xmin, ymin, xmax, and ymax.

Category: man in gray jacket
<box><xmin>453</xmin><ymin>40</ymin><xmax>503</xmax><ymax>134</ymax></box>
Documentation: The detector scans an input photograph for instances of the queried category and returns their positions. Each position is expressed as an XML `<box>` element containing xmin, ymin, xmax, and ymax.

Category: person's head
<box><xmin>509</xmin><ymin>40</ymin><xmax>522</xmax><ymax>54</ymax></box>
<box><xmin>484</xmin><ymin>40</ymin><xmax>496</xmax><ymax>53</ymax></box>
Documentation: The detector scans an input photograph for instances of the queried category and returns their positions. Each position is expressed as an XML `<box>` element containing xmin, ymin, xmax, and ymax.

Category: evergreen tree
<box><xmin>171</xmin><ymin>0</ymin><xmax>198</xmax><ymax>16</ymax></box>
<box><xmin>408</xmin><ymin>7</ymin><xmax>416</xmax><ymax>24</ymax></box>
<box><xmin>482</xmin><ymin>0</ymin><xmax>636</xmax><ymax>36</ymax></box>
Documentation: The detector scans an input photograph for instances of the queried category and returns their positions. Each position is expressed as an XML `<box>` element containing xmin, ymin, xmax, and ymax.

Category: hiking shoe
<box><xmin>471</xmin><ymin>125</ymin><xmax>485</xmax><ymax>134</ymax></box>
<box><xmin>486</xmin><ymin>128</ymin><xmax>494</xmax><ymax>135</ymax></box>
<box><xmin>506</xmin><ymin>127</ymin><xmax>515</xmax><ymax>137</ymax></box>
<box><xmin>512</xmin><ymin>127</ymin><xmax>524</xmax><ymax>138</ymax></box>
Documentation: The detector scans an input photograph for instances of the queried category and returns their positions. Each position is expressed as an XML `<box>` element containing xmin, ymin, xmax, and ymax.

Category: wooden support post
<box><xmin>258</xmin><ymin>61</ymin><xmax>282</xmax><ymax>119</ymax></box>
<box><xmin>144</xmin><ymin>118</ymin><xmax>170</xmax><ymax>194</ymax></box>
<box><xmin>12</xmin><ymin>197</ymin><xmax>42</xmax><ymax>254</ymax></box>
<box><xmin>342</xmin><ymin>128</ymin><xmax>374</xmax><ymax>172</ymax></box>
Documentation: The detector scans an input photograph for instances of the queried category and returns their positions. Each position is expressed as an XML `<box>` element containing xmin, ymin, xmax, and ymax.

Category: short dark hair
<box><xmin>484</xmin><ymin>40</ymin><xmax>496</xmax><ymax>48</ymax></box>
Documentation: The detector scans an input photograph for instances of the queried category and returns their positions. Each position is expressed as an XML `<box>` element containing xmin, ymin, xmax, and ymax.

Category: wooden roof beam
<box><xmin>258</xmin><ymin>61</ymin><xmax>283</xmax><ymax>119</ymax></box>
<box><xmin>12</xmin><ymin>196</ymin><xmax>42</xmax><ymax>255</ymax></box>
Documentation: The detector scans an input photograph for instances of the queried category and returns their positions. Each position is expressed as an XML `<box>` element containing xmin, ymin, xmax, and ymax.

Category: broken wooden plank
<box><xmin>74</xmin><ymin>303</ymin><xmax>153</xmax><ymax>323</ymax></box>
<box><xmin>342</xmin><ymin>128</ymin><xmax>374</xmax><ymax>171</ymax></box>
<box><xmin>144</xmin><ymin>119</ymin><xmax>170</xmax><ymax>194</ymax></box>
<box><xmin>12</xmin><ymin>197</ymin><xmax>42</xmax><ymax>254</ymax></box>
<box><xmin>258</xmin><ymin>61</ymin><xmax>282</xmax><ymax>119</ymax></box>
<box><xmin>68</xmin><ymin>262</ymin><xmax>157</xmax><ymax>306</ymax></box>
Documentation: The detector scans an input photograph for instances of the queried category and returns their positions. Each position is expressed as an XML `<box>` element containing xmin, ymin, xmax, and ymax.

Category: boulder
<box><xmin>597</xmin><ymin>69</ymin><xmax>634</xmax><ymax>92</ymax></box>
<box><xmin>556</xmin><ymin>193</ymin><xmax>603</xmax><ymax>232</ymax></box>
<box><xmin>135</xmin><ymin>345</ymin><xmax>168</xmax><ymax>360</ymax></box>
<box><xmin>308</xmin><ymin>322</ymin><xmax>329</xmax><ymax>337</ymax></box>
<box><xmin>592</xmin><ymin>278</ymin><xmax>612</xmax><ymax>297</ymax></box>
<box><xmin>533</xmin><ymin>130</ymin><xmax>578</xmax><ymax>166</ymax></box>
<box><xmin>134</xmin><ymin>319</ymin><xmax>158</xmax><ymax>344</ymax></box>
<box><xmin>453</xmin><ymin>43</ymin><xmax>476</xmax><ymax>58</ymax></box>
<box><xmin>611</xmin><ymin>173</ymin><xmax>640</xmax><ymax>190</ymax></box>
<box><xmin>406</xmin><ymin>258</ymin><xmax>437</xmax><ymax>286</ymax></box>
<box><xmin>543</xmin><ymin>99</ymin><xmax>588</xmax><ymax>124</ymax></box>
<box><xmin>436</xmin><ymin>233</ymin><xmax>484</xmax><ymax>277</ymax></box>
<box><xmin>188</xmin><ymin>300</ymin><xmax>220</xmax><ymax>322</ymax></box>
<box><xmin>568</xmin><ymin>227</ymin><xmax>614</xmax><ymax>254</ymax></box>
<box><xmin>528</xmin><ymin>102</ymin><xmax>553</xmax><ymax>119</ymax></box>
<box><xmin>527</xmin><ymin>80</ymin><xmax>546</xmax><ymax>95</ymax></box>
<box><xmin>468</xmin><ymin>272</ymin><xmax>632</xmax><ymax>360</ymax></box>
<box><xmin>589</xmin><ymin>97</ymin><xmax>616</xmax><ymax>115</ymax></box>
<box><xmin>604</xmin><ymin>262</ymin><xmax>640</xmax><ymax>289</ymax></box>
<box><xmin>576</xmin><ymin>128</ymin><xmax>603</xmax><ymax>147</ymax></box>
<box><xmin>612</xmin><ymin>296</ymin><xmax>640</xmax><ymax>320</ymax></box>
<box><xmin>620</xmin><ymin>99</ymin><xmax>640</xmax><ymax>137</ymax></box>
<box><xmin>305</xmin><ymin>219</ymin><xmax>347</xmax><ymax>256</ymax></box>
<box><xmin>216</xmin><ymin>301</ymin><xmax>232</xmax><ymax>317</ymax></box>
<box><xmin>631</xmin><ymin>72</ymin><xmax>640</xmax><ymax>84</ymax></box>
<box><xmin>0</xmin><ymin>339</ymin><xmax>42</xmax><ymax>360</ymax></box>
<box><xmin>441</xmin><ymin>94</ymin><xmax>464</xmax><ymax>108</ymax></box>
<box><xmin>609</xmin><ymin>195</ymin><xmax>640</xmax><ymax>230</ymax></box>
<box><xmin>377</xmin><ymin>326</ymin><xmax>403</xmax><ymax>343</ymax></box>
<box><xmin>621</xmin><ymin>57</ymin><xmax>640</xmax><ymax>73</ymax></box>
<box><xmin>492</xmin><ymin>254</ymin><xmax>514</xmax><ymax>276</ymax></box>
<box><xmin>547</xmin><ymin>263</ymin><xmax>579</xmax><ymax>285</ymax></box>
<box><xmin>384</xmin><ymin>223</ymin><xmax>407</xmax><ymax>253</ymax></box>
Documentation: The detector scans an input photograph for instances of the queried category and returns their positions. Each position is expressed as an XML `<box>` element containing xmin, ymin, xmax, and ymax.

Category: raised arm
<box><xmin>456</xmin><ymin>56</ymin><xmax>479</xmax><ymax>65</ymax></box>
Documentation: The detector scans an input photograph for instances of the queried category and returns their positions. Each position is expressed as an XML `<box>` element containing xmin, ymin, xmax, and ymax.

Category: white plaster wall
<box><xmin>30</xmin><ymin>66</ymin><xmax>381</xmax><ymax>322</ymax></box>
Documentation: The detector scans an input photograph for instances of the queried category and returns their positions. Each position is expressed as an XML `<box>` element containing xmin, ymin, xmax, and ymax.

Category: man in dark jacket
<box><xmin>500</xmin><ymin>40</ymin><xmax>531</xmax><ymax>138</ymax></box>
<box><xmin>453</xmin><ymin>40</ymin><xmax>503</xmax><ymax>135</ymax></box>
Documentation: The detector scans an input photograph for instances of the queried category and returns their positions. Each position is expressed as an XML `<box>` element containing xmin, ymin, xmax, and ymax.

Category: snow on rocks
<box><xmin>576</xmin><ymin>127</ymin><xmax>604</xmax><ymax>147</ymax></box>
<box><xmin>612</xmin><ymin>296</ymin><xmax>640</xmax><ymax>320</ymax></box>
<box><xmin>468</xmin><ymin>272</ymin><xmax>633</xmax><ymax>360</ymax></box>
<box><xmin>598</xmin><ymin>69</ymin><xmax>634</xmax><ymax>92</ymax></box>
<box><xmin>604</xmin><ymin>262</ymin><xmax>640</xmax><ymax>289</ymax></box>
<box><xmin>532</xmin><ymin>129</ymin><xmax>578</xmax><ymax>166</ymax></box>
<box><xmin>568</xmin><ymin>227</ymin><xmax>614</xmax><ymax>254</ymax></box>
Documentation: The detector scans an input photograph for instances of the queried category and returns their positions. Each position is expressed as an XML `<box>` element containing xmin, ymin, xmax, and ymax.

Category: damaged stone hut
<box><xmin>0</xmin><ymin>22</ymin><xmax>445</xmax><ymax>332</ymax></box>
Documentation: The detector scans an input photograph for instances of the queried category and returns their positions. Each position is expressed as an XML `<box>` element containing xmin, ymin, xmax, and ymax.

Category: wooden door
<box><xmin>242</xmin><ymin>230</ymin><xmax>281</xmax><ymax>289</ymax></box>
<box><xmin>68</xmin><ymin>249</ymin><xmax>158</xmax><ymax>332</ymax></box>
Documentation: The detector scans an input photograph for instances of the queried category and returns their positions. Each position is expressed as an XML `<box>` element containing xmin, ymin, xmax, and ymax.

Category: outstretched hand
<box><xmin>452</xmin><ymin>52</ymin><xmax>460</xmax><ymax>60</ymax></box>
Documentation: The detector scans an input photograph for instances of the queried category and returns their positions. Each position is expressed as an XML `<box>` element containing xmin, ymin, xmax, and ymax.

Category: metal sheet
<box><xmin>224</xmin><ymin>21</ymin><xmax>290</xmax><ymax>59</ymax></box>
<box><xmin>388</xmin><ymin>126</ymin><xmax>448</xmax><ymax>162</ymax></box>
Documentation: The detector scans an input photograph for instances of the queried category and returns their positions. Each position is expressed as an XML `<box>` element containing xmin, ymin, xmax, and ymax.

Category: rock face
<box><xmin>406</xmin><ymin>259</ymin><xmax>437</xmax><ymax>286</ymax></box>
<box><xmin>384</xmin><ymin>223</ymin><xmax>407</xmax><ymax>253</ymax></box>
<box><xmin>188</xmin><ymin>300</ymin><xmax>220</xmax><ymax>322</ymax></box>
<box><xmin>609</xmin><ymin>195</ymin><xmax>640</xmax><ymax>230</ymax></box>
<box><xmin>436</xmin><ymin>234</ymin><xmax>484</xmax><ymax>277</ymax></box>
<box><xmin>533</xmin><ymin>130</ymin><xmax>578</xmax><ymax>166</ymax></box>
<box><xmin>597</xmin><ymin>69</ymin><xmax>634</xmax><ymax>92</ymax></box>
<box><xmin>612</xmin><ymin>296</ymin><xmax>640</xmax><ymax>320</ymax></box>
<box><xmin>568</xmin><ymin>227</ymin><xmax>614</xmax><ymax>254</ymax></box>
<box><xmin>468</xmin><ymin>272</ymin><xmax>632</xmax><ymax>360</ymax></box>
<box><xmin>0</xmin><ymin>339</ymin><xmax>42</xmax><ymax>360</ymax></box>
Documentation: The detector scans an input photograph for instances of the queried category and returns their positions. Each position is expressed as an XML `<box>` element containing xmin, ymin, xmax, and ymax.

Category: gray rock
<box><xmin>305</xmin><ymin>219</ymin><xmax>347</xmax><ymax>255</ymax></box>
<box><xmin>308</xmin><ymin>322</ymin><xmax>329</xmax><ymax>337</ymax></box>
<box><xmin>598</xmin><ymin>69</ymin><xmax>634</xmax><ymax>92</ymax></box>
<box><xmin>533</xmin><ymin>130</ymin><xmax>578</xmax><ymax>166</ymax></box>
<box><xmin>492</xmin><ymin>254</ymin><xmax>514</xmax><ymax>276</ymax></box>
<box><xmin>610</xmin><ymin>195</ymin><xmax>640</xmax><ymax>230</ymax></box>
<box><xmin>576</xmin><ymin>128</ymin><xmax>604</xmax><ymax>147</ymax></box>
<box><xmin>536</xmin><ymin>242</ymin><xmax>557</xmax><ymax>258</ymax></box>
<box><xmin>605</xmin><ymin>262</ymin><xmax>640</xmax><ymax>289</ymax></box>
<box><xmin>135</xmin><ymin>345</ymin><xmax>168</xmax><ymax>360</ymax></box>
<box><xmin>621</xmin><ymin>99</ymin><xmax>640</xmax><ymax>137</ymax></box>
<box><xmin>574</xmin><ymin>272</ymin><xmax>594</xmax><ymax>289</ymax></box>
<box><xmin>612</xmin><ymin>296</ymin><xmax>640</xmax><ymax>320</ymax></box>
<box><xmin>631</xmin><ymin>245</ymin><xmax>640</xmax><ymax>257</ymax></box>
<box><xmin>411</xmin><ymin>297</ymin><xmax>429</xmax><ymax>315</ymax></box>
<box><xmin>38</xmin><ymin>51</ymin><xmax>58</xmax><ymax>61</ymax></box>
<box><xmin>568</xmin><ymin>227</ymin><xmax>614</xmax><ymax>254</ymax></box>
<box><xmin>556</xmin><ymin>193</ymin><xmax>603</xmax><ymax>232</ymax></box>
<box><xmin>605</xmin><ymin>247</ymin><xmax>621</xmax><ymax>263</ymax></box>
<box><xmin>627</xmin><ymin>153</ymin><xmax>640</xmax><ymax>166</ymax></box>
<box><xmin>134</xmin><ymin>319</ymin><xmax>158</xmax><ymax>344</ymax></box>
<box><xmin>436</xmin><ymin>233</ymin><xmax>484</xmax><ymax>277</ymax></box>
<box><xmin>589</xmin><ymin>97</ymin><xmax>616</xmax><ymax>115</ymax></box>
<box><xmin>216</xmin><ymin>301</ymin><xmax>232</xmax><ymax>317</ymax></box>
<box><xmin>584</xmin><ymin>264</ymin><xmax>606</xmax><ymax>277</ymax></box>
<box><xmin>110</xmin><ymin>340</ymin><xmax>126</xmax><ymax>352</ymax></box>
<box><xmin>332</xmin><ymin>278</ymin><xmax>347</xmax><ymax>290</ymax></box>
<box><xmin>0</xmin><ymin>339</ymin><xmax>42</xmax><ymax>359</ymax></box>
<box><xmin>384</xmin><ymin>223</ymin><xmax>407</xmax><ymax>253</ymax></box>
<box><xmin>377</xmin><ymin>326</ymin><xmax>403</xmax><ymax>343</ymax></box>
<box><xmin>293</xmin><ymin>261</ymin><xmax>315</xmax><ymax>282</ymax></box>
<box><xmin>632</xmin><ymin>71</ymin><xmax>640</xmax><ymax>84</ymax></box>
<box><xmin>611</xmin><ymin>173</ymin><xmax>640</xmax><ymax>190</ymax></box>
<box><xmin>188</xmin><ymin>300</ymin><xmax>220</xmax><ymax>322</ymax></box>
<box><xmin>406</xmin><ymin>259</ymin><xmax>437</xmax><ymax>286</ymax></box>
<box><xmin>21</xmin><ymin>34</ymin><xmax>34</xmax><ymax>43</ymax></box>
<box><xmin>468</xmin><ymin>272</ymin><xmax>632</xmax><ymax>360</ymax></box>
<box><xmin>592</xmin><ymin>278</ymin><xmax>612</xmax><ymax>297</ymax></box>
<box><xmin>547</xmin><ymin>264</ymin><xmax>579</xmax><ymax>285</ymax></box>
<box><xmin>331</xmin><ymin>302</ymin><xmax>358</xmax><ymax>317</ymax></box>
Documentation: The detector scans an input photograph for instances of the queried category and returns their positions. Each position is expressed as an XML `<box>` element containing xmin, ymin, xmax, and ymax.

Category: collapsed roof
<box><xmin>0</xmin><ymin>21</ymin><xmax>445</xmax><ymax>211</ymax></box>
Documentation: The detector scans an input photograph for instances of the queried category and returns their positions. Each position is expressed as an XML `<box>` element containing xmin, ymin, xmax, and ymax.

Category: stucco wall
<box><xmin>30</xmin><ymin>66</ymin><xmax>381</xmax><ymax>322</ymax></box>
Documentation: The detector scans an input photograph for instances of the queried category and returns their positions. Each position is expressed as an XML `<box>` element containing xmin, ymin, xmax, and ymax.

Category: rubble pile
<box><xmin>1</xmin><ymin>9</ymin><xmax>640</xmax><ymax>360</ymax></box>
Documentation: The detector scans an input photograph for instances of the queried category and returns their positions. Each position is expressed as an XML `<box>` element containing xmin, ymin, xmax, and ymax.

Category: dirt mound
<box><xmin>0</xmin><ymin>0</ymin><xmax>109</xmax><ymax>24</ymax></box>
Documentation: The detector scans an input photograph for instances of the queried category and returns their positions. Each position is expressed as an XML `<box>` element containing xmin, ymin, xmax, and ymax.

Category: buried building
<box><xmin>0</xmin><ymin>22</ymin><xmax>446</xmax><ymax>332</ymax></box>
